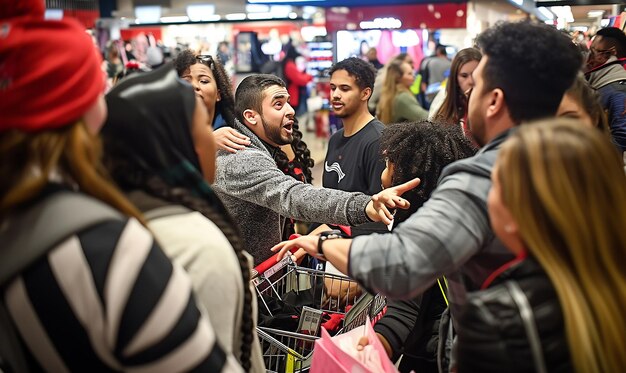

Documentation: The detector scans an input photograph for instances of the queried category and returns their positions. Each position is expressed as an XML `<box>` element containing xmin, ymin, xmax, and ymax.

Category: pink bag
<box><xmin>310</xmin><ymin>318</ymin><xmax>399</xmax><ymax>373</ymax></box>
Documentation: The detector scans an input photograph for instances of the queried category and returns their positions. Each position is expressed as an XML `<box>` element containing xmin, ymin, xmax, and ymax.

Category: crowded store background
<box><xmin>1</xmin><ymin>0</ymin><xmax>626</xmax><ymax>372</ymax></box>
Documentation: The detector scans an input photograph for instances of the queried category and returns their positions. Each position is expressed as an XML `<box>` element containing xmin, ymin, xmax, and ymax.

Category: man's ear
<box><xmin>486</xmin><ymin>88</ymin><xmax>505</xmax><ymax>119</ymax></box>
<box><xmin>242</xmin><ymin>109</ymin><xmax>257</xmax><ymax>125</ymax></box>
<box><xmin>361</xmin><ymin>87</ymin><xmax>372</xmax><ymax>101</ymax></box>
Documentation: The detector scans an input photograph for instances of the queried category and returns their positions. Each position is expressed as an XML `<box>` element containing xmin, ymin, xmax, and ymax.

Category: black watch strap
<box><xmin>317</xmin><ymin>229</ymin><xmax>343</xmax><ymax>258</ymax></box>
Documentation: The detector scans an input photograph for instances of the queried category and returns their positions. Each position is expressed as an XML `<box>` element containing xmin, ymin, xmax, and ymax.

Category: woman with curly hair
<box><xmin>374</xmin><ymin>121</ymin><xmax>476</xmax><ymax>373</ymax></box>
<box><xmin>101</xmin><ymin>65</ymin><xmax>264</xmax><ymax>372</ymax></box>
<box><xmin>430</xmin><ymin>48</ymin><xmax>482</xmax><ymax>131</ymax></box>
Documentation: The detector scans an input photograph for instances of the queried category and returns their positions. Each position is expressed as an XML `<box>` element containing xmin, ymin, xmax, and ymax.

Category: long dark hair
<box><xmin>101</xmin><ymin>65</ymin><xmax>254</xmax><ymax>371</ymax></box>
<box><xmin>435</xmin><ymin>48</ymin><xmax>482</xmax><ymax>125</ymax></box>
<box><xmin>273</xmin><ymin>119</ymin><xmax>314</xmax><ymax>183</ymax></box>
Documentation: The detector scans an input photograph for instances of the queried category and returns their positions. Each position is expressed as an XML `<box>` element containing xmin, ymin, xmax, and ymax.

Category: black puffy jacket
<box><xmin>456</xmin><ymin>257</ymin><xmax>572</xmax><ymax>373</ymax></box>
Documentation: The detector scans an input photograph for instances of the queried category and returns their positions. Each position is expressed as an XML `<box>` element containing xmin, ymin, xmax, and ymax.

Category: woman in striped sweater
<box><xmin>101</xmin><ymin>63</ymin><xmax>264</xmax><ymax>372</ymax></box>
<box><xmin>0</xmin><ymin>16</ymin><xmax>241</xmax><ymax>372</ymax></box>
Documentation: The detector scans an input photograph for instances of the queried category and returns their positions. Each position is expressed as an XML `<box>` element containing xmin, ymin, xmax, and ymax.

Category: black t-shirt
<box><xmin>322</xmin><ymin>118</ymin><xmax>385</xmax><ymax>195</ymax></box>
<box><xmin>321</xmin><ymin>118</ymin><xmax>387</xmax><ymax>236</ymax></box>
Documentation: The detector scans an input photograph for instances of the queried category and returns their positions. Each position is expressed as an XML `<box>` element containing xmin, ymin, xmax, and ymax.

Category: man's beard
<box><xmin>262</xmin><ymin>116</ymin><xmax>293</xmax><ymax>146</ymax></box>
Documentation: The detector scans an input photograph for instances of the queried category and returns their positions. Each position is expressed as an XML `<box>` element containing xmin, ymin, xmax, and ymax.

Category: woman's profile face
<box><xmin>487</xmin><ymin>164</ymin><xmax>523</xmax><ymax>254</ymax></box>
<box><xmin>457</xmin><ymin>60</ymin><xmax>479</xmax><ymax>94</ymax></box>
<box><xmin>557</xmin><ymin>92</ymin><xmax>594</xmax><ymax>127</ymax></box>
<box><xmin>82</xmin><ymin>93</ymin><xmax>107</xmax><ymax>135</ymax></box>
<box><xmin>399</xmin><ymin>63</ymin><xmax>415</xmax><ymax>89</ymax></box>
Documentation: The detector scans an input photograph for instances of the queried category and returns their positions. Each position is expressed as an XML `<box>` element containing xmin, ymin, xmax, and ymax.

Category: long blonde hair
<box><xmin>497</xmin><ymin>118</ymin><xmax>626</xmax><ymax>372</ymax></box>
<box><xmin>377</xmin><ymin>60</ymin><xmax>406</xmax><ymax>124</ymax></box>
<box><xmin>0</xmin><ymin>121</ymin><xmax>144</xmax><ymax>223</ymax></box>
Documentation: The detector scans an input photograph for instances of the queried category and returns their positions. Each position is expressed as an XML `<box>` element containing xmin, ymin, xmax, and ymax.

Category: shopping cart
<box><xmin>253</xmin><ymin>258</ymin><xmax>386</xmax><ymax>373</ymax></box>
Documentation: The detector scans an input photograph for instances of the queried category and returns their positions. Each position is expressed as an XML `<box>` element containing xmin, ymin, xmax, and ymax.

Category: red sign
<box><xmin>325</xmin><ymin>3</ymin><xmax>467</xmax><ymax>32</ymax></box>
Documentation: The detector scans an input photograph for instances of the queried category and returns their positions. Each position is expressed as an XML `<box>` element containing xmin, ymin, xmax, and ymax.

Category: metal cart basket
<box><xmin>253</xmin><ymin>259</ymin><xmax>385</xmax><ymax>373</ymax></box>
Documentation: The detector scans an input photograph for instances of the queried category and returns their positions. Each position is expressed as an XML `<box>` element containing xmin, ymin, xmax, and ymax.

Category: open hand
<box><xmin>271</xmin><ymin>235</ymin><xmax>319</xmax><ymax>262</ymax></box>
<box><xmin>214</xmin><ymin>127</ymin><xmax>251</xmax><ymax>153</ymax></box>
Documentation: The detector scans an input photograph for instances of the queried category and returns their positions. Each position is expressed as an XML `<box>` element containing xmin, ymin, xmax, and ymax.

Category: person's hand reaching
<box><xmin>366</xmin><ymin>177</ymin><xmax>421</xmax><ymax>225</ymax></box>
<box><xmin>214</xmin><ymin>127</ymin><xmax>250</xmax><ymax>153</ymax></box>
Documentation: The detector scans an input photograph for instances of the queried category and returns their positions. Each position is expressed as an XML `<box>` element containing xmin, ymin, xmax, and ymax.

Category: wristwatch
<box><xmin>317</xmin><ymin>229</ymin><xmax>344</xmax><ymax>259</ymax></box>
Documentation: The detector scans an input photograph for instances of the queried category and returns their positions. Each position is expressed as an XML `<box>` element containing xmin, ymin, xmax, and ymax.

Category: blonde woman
<box><xmin>377</xmin><ymin>60</ymin><xmax>428</xmax><ymax>124</ymax></box>
<box><xmin>457</xmin><ymin>119</ymin><xmax>626</xmax><ymax>372</ymax></box>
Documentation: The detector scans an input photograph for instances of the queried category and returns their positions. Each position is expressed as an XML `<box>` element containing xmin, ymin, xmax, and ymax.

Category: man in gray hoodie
<box><xmin>212</xmin><ymin>74</ymin><xmax>416</xmax><ymax>264</ymax></box>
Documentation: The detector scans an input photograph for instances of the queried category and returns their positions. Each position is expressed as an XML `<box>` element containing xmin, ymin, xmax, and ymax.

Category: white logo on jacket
<box><xmin>325</xmin><ymin>161</ymin><xmax>346</xmax><ymax>183</ymax></box>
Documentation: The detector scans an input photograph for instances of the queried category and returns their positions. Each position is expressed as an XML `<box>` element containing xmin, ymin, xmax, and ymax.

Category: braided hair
<box><xmin>273</xmin><ymin>118</ymin><xmax>315</xmax><ymax>183</ymax></box>
<box><xmin>380</xmin><ymin>120</ymin><xmax>477</xmax><ymax>225</ymax></box>
<box><xmin>104</xmin><ymin>153</ymin><xmax>255</xmax><ymax>372</ymax></box>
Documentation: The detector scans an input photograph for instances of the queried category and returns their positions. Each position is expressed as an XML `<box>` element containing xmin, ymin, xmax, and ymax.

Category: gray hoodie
<box><xmin>213</xmin><ymin>119</ymin><xmax>372</xmax><ymax>264</ymax></box>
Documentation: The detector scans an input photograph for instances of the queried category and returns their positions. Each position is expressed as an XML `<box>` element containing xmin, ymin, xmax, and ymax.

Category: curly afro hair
<box><xmin>476</xmin><ymin>21</ymin><xmax>582</xmax><ymax>124</ymax></box>
<box><xmin>380</xmin><ymin>121</ymin><xmax>477</xmax><ymax>225</ymax></box>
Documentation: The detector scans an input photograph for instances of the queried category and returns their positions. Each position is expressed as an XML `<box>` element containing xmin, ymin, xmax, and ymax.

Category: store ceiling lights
<box><xmin>587</xmin><ymin>10</ymin><xmax>604</xmax><ymax>18</ymax></box>
<box><xmin>135</xmin><ymin>5</ymin><xmax>161</xmax><ymax>24</ymax></box>
<box><xmin>225</xmin><ymin>13</ymin><xmax>247</xmax><ymax>21</ymax></box>
<box><xmin>160</xmin><ymin>16</ymin><xmax>189</xmax><ymax>23</ymax></box>
<box><xmin>186</xmin><ymin>4</ymin><xmax>216</xmax><ymax>22</ymax></box>
<box><xmin>360</xmin><ymin>17</ymin><xmax>402</xmax><ymax>29</ymax></box>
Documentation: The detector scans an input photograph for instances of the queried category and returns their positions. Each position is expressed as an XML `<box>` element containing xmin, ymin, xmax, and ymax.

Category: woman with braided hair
<box><xmin>101</xmin><ymin>65</ymin><xmax>264</xmax><ymax>372</ymax></box>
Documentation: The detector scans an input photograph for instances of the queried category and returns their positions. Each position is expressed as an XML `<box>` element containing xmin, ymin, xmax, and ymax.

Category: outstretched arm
<box><xmin>272</xmin><ymin>234</ymin><xmax>353</xmax><ymax>274</ymax></box>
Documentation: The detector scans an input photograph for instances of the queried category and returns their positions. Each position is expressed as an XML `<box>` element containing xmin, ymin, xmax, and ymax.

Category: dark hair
<box><xmin>435</xmin><ymin>48</ymin><xmax>482</xmax><ymax>125</ymax></box>
<box><xmin>235</xmin><ymin>74</ymin><xmax>286</xmax><ymax>125</ymax></box>
<box><xmin>564</xmin><ymin>74</ymin><xmax>610</xmax><ymax>133</ymax></box>
<box><xmin>284</xmin><ymin>44</ymin><xmax>300</xmax><ymax>61</ymax></box>
<box><xmin>329</xmin><ymin>57</ymin><xmax>377</xmax><ymax>91</ymax></box>
<box><xmin>595</xmin><ymin>27</ymin><xmax>626</xmax><ymax>58</ymax></box>
<box><xmin>174</xmin><ymin>49</ymin><xmax>236</xmax><ymax>127</ymax></box>
<box><xmin>476</xmin><ymin>21</ymin><xmax>582</xmax><ymax>124</ymax></box>
<box><xmin>380</xmin><ymin>121</ymin><xmax>477</xmax><ymax>225</ymax></box>
<box><xmin>273</xmin><ymin>118</ymin><xmax>314</xmax><ymax>183</ymax></box>
<box><xmin>435</xmin><ymin>45</ymin><xmax>447</xmax><ymax>56</ymax></box>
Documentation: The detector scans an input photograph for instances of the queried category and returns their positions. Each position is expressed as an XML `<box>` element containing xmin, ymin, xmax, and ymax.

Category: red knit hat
<box><xmin>0</xmin><ymin>17</ymin><xmax>104</xmax><ymax>132</ymax></box>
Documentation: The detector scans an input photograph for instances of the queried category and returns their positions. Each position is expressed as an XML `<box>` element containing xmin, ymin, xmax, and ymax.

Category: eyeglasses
<box><xmin>196</xmin><ymin>54</ymin><xmax>215</xmax><ymax>69</ymax></box>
